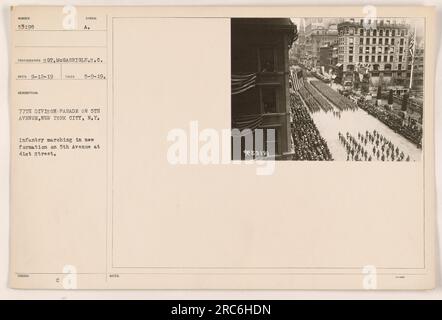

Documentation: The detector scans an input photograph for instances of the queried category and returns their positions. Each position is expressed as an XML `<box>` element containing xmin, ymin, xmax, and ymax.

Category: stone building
<box><xmin>337</xmin><ymin>19</ymin><xmax>412</xmax><ymax>89</ymax></box>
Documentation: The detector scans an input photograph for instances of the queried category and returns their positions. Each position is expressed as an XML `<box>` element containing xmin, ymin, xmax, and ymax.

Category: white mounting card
<box><xmin>9</xmin><ymin>5</ymin><xmax>436</xmax><ymax>289</ymax></box>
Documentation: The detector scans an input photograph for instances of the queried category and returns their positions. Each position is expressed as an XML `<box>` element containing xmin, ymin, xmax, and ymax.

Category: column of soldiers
<box><xmin>338</xmin><ymin>129</ymin><xmax>411</xmax><ymax>161</ymax></box>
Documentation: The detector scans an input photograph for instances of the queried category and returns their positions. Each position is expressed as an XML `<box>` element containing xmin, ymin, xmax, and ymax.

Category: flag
<box><xmin>232</xmin><ymin>114</ymin><xmax>263</xmax><ymax>131</ymax></box>
<box><xmin>408</xmin><ymin>30</ymin><xmax>415</xmax><ymax>58</ymax></box>
<box><xmin>231</xmin><ymin>73</ymin><xmax>257</xmax><ymax>95</ymax></box>
<box><xmin>291</xmin><ymin>70</ymin><xmax>304</xmax><ymax>91</ymax></box>
<box><xmin>408</xmin><ymin>26</ymin><xmax>417</xmax><ymax>90</ymax></box>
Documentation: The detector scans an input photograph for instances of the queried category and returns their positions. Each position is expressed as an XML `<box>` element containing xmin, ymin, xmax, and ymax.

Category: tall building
<box><xmin>231</xmin><ymin>18</ymin><xmax>296</xmax><ymax>160</ymax></box>
<box><xmin>305</xmin><ymin>21</ymin><xmax>338</xmax><ymax>67</ymax></box>
<box><xmin>319</xmin><ymin>43</ymin><xmax>338</xmax><ymax>73</ymax></box>
<box><xmin>409</xmin><ymin>39</ymin><xmax>424</xmax><ymax>93</ymax></box>
<box><xmin>337</xmin><ymin>19</ymin><xmax>412</xmax><ymax>89</ymax></box>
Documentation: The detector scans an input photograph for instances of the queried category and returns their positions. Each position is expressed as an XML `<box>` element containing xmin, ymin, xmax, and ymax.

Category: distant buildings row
<box><xmin>291</xmin><ymin>18</ymin><xmax>424</xmax><ymax>93</ymax></box>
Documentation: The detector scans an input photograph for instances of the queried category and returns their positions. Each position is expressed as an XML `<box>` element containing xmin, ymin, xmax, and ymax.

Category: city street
<box><xmin>300</xmin><ymin>77</ymin><xmax>421</xmax><ymax>161</ymax></box>
<box><xmin>310</xmin><ymin>105</ymin><xmax>422</xmax><ymax>161</ymax></box>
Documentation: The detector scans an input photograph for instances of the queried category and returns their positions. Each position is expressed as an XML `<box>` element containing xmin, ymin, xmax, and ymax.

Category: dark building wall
<box><xmin>231</xmin><ymin>18</ymin><xmax>295</xmax><ymax>158</ymax></box>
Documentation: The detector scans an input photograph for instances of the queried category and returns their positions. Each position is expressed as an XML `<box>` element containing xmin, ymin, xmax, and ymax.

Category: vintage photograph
<box><xmin>231</xmin><ymin>18</ymin><xmax>424</xmax><ymax>161</ymax></box>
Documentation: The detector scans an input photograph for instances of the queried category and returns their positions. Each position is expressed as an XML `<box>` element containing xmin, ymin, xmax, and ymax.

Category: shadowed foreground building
<box><xmin>231</xmin><ymin>18</ymin><xmax>296</xmax><ymax>160</ymax></box>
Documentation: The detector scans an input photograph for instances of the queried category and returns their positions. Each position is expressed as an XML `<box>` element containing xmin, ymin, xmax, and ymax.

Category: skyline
<box><xmin>291</xmin><ymin>17</ymin><xmax>424</xmax><ymax>39</ymax></box>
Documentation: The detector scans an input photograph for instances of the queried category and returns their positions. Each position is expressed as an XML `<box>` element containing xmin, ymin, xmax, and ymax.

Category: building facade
<box><xmin>231</xmin><ymin>18</ymin><xmax>296</xmax><ymax>160</ymax></box>
<box><xmin>305</xmin><ymin>21</ymin><xmax>338</xmax><ymax>68</ymax></box>
<box><xmin>319</xmin><ymin>43</ymin><xmax>338</xmax><ymax>73</ymax></box>
<box><xmin>337</xmin><ymin>19</ymin><xmax>412</xmax><ymax>90</ymax></box>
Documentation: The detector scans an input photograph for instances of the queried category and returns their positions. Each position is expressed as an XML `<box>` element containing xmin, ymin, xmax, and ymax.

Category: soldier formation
<box><xmin>339</xmin><ymin>129</ymin><xmax>411</xmax><ymax>161</ymax></box>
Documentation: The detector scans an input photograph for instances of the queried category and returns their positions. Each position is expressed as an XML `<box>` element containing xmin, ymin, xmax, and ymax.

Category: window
<box><xmin>378</xmin><ymin>55</ymin><xmax>382</xmax><ymax>62</ymax></box>
<box><xmin>379</xmin><ymin>38</ymin><xmax>383</xmax><ymax>45</ymax></box>
<box><xmin>371</xmin><ymin>55</ymin><xmax>375</xmax><ymax>62</ymax></box>
<box><xmin>379</xmin><ymin>29</ymin><xmax>384</xmax><ymax>36</ymax></box>
<box><xmin>261</xmin><ymin>87</ymin><xmax>277</xmax><ymax>113</ymax></box>
<box><xmin>373</xmin><ymin>30</ymin><xmax>377</xmax><ymax>36</ymax></box>
<box><xmin>372</xmin><ymin>47</ymin><xmax>376</xmax><ymax>54</ymax></box>
<box><xmin>349</xmin><ymin>55</ymin><xmax>353</xmax><ymax>63</ymax></box>
<box><xmin>390</xmin><ymin>56</ymin><xmax>393</xmax><ymax>62</ymax></box>
<box><xmin>259</xmin><ymin>47</ymin><xmax>275</xmax><ymax>72</ymax></box>
<box><xmin>391</xmin><ymin>38</ymin><xmax>395</xmax><ymax>45</ymax></box>
<box><xmin>360</xmin><ymin>28</ymin><xmax>364</xmax><ymax>36</ymax></box>
<box><xmin>366</xmin><ymin>38</ymin><xmax>370</xmax><ymax>45</ymax></box>
<box><xmin>372</xmin><ymin>38</ymin><xmax>376</xmax><ymax>44</ymax></box>
<box><xmin>398</xmin><ymin>63</ymin><xmax>402</xmax><ymax>70</ymax></box>
<box><xmin>384</xmin><ymin>55</ymin><xmax>388</xmax><ymax>62</ymax></box>
<box><xmin>399</xmin><ymin>47</ymin><xmax>404</xmax><ymax>54</ymax></box>
<box><xmin>360</xmin><ymin>38</ymin><xmax>364</xmax><ymax>45</ymax></box>
<box><xmin>385</xmin><ymin>38</ymin><xmax>389</xmax><ymax>45</ymax></box>
<box><xmin>365</xmin><ymin>55</ymin><xmax>369</xmax><ymax>62</ymax></box>
<box><xmin>359</xmin><ymin>47</ymin><xmax>363</xmax><ymax>54</ymax></box>
<box><xmin>399</xmin><ymin>55</ymin><xmax>403</xmax><ymax>62</ymax></box>
<box><xmin>349</xmin><ymin>46</ymin><xmax>354</xmax><ymax>54</ymax></box>
<box><xmin>392</xmin><ymin>29</ymin><xmax>395</xmax><ymax>36</ymax></box>
<box><xmin>400</xmin><ymin>38</ymin><xmax>404</xmax><ymax>45</ymax></box>
<box><xmin>359</xmin><ymin>55</ymin><xmax>363</xmax><ymax>62</ymax></box>
<box><xmin>386</xmin><ymin>30</ymin><xmax>390</xmax><ymax>36</ymax></box>
<box><xmin>401</xmin><ymin>29</ymin><xmax>405</xmax><ymax>36</ymax></box>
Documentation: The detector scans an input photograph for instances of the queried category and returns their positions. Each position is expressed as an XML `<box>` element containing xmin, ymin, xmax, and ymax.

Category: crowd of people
<box><xmin>357</xmin><ymin>98</ymin><xmax>422</xmax><ymax>148</ymax></box>
<box><xmin>304</xmin><ymin>81</ymin><xmax>333</xmax><ymax>112</ymax></box>
<box><xmin>287</xmin><ymin>66</ymin><xmax>421</xmax><ymax>161</ymax></box>
<box><xmin>311</xmin><ymin>80</ymin><xmax>358</xmax><ymax>111</ymax></box>
<box><xmin>290</xmin><ymin>94</ymin><xmax>333</xmax><ymax>161</ymax></box>
<box><xmin>338</xmin><ymin>129</ymin><xmax>411</xmax><ymax>161</ymax></box>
